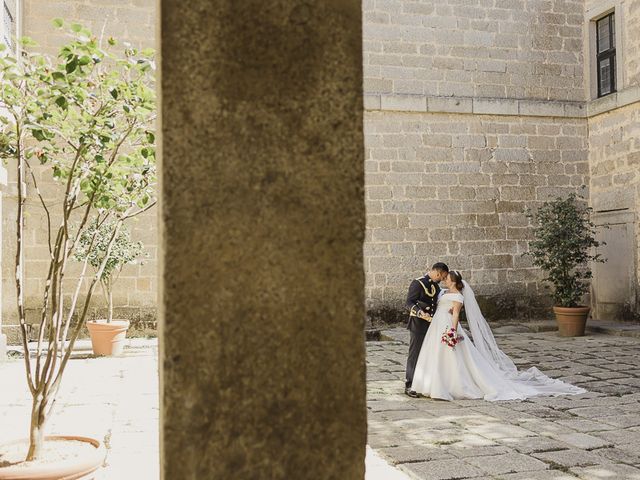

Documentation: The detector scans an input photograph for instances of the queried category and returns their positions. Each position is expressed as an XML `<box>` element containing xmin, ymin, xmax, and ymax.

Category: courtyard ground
<box><xmin>2</xmin><ymin>325</ymin><xmax>640</xmax><ymax>479</ymax></box>
<box><xmin>368</xmin><ymin>326</ymin><xmax>640</xmax><ymax>480</ymax></box>
<box><xmin>0</xmin><ymin>339</ymin><xmax>159</xmax><ymax>479</ymax></box>
<box><xmin>0</xmin><ymin>339</ymin><xmax>404</xmax><ymax>479</ymax></box>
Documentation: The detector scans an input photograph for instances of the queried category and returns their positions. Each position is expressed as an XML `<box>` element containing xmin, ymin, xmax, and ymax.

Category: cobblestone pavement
<box><xmin>367</xmin><ymin>327</ymin><xmax>640</xmax><ymax>480</ymax></box>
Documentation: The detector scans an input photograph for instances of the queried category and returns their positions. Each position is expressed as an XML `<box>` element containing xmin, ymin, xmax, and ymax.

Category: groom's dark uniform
<box><xmin>405</xmin><ymin>274</ymin><xmax>440</xmax><ymax>390</ymax></box>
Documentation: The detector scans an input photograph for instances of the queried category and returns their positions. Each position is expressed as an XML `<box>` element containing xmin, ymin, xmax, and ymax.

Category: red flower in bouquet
<box><xmin>441</xmin><ymin>327</ymin><xmax>463</xmax><ymax>349</ymax></box>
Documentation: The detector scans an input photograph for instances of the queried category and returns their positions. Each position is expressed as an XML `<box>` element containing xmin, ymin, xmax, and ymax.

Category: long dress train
<box><xmin>411</xmin><ymin>287</ymin><xmax>586</xmax><ymax>401</ymax></box>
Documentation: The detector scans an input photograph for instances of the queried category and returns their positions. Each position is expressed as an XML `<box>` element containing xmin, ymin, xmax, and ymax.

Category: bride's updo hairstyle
<box><xmin>449</xmin><ymin>270</ymin><xmax>464</xmax><ymax>291</ymax></box>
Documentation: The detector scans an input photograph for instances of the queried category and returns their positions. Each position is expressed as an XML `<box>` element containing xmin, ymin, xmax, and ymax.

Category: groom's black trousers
<box><xmin>405</xmin><ymin>329</ymin><xmax>427</xmax><ymax>389</ymax></box>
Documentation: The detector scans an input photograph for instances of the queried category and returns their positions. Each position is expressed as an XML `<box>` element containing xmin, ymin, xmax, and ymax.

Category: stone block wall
<box><xmin>362</xmin><ymin>0</ymin><xmax>593</xmax><ymax>321</ymax></box>
<box><xmin>364</xmin><ymin>110</ymin><xmax>589</xmax><ymax>319</ymax></box>
<box><xmin>363</xmin><ymin>0</ymin><xmax>585</xmax><ymax>101</ymax></box>
<box><xmin>588</xmin><ymin>103</ymin><xmax>640</xmax><ymax>319</ymax></box>
<box><xmin>363</xmin><ymin>0</ymin><xmax>640</xmax><ymax>322</ymax></box>
<box><xmin>582</xmin><ymin>0</ymin><xmax>640</xmax><ymax>319</ymax></box>
<box><xmin>22</xmin><ymin>0</ymin><xmax>154</xmax><ymax>54</ymax></box>
<box><xmin>627</xmin><ymin>0</ymin><xmax>640</xmax><ymax>86</ymax></box>
<box><xmin>1</xmin><ymin>0</ymin><xmax>157</xmax><ymax>343</ymax></box>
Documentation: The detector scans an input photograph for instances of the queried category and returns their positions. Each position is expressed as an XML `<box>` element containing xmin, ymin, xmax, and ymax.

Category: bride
<box><xmin>411</xmin><ymin>270</ymin><xmax>586</xmax><ymax>401</ymax></box>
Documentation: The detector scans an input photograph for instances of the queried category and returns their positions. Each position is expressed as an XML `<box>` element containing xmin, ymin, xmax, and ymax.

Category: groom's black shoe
<box><xmin>404</xmin><ymin>387</ymin><xmax>419</xmax><ymax>398</ymax></box>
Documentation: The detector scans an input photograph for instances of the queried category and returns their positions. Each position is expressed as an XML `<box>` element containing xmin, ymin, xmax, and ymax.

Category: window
<box><xmin>596</xmin><ymin>12</ymin><xmax>616</xmax><ymax>97</ymax></box>
<box><xmin>2</xmin><ymin>0</ymin><xmax>15</xmax><ymax>53</ymax></box>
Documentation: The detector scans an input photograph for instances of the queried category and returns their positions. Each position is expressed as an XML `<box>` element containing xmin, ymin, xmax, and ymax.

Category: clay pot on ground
<box><xmin>0</xmin><ymin>435</ymin><xmax>105</xmax><ymax>480</ymax></box>
<box><xmin>553</xmin><ymin>306</ymin><xmax>590</xmax><ymax>337</ymax></box>
<box><xmin>86</xmin><ymin>319</ymin><xmax>130</xmax><ymax>356</ymax></box>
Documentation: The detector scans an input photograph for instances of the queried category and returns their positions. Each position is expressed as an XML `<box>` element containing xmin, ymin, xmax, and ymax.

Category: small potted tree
<box><xmin>74</xmin><ymin>221</ymin><xmax>144</xmax><ymax>356</ymax></box>
<box><xmin>0</xmin><ymin>21</ymin><xmax>155</xmax><ymax>479</ymax></box>
<box><xmin>525</xmin><ymin>192</ymin><xmax>606</xmax><ymax>336</ymax></box>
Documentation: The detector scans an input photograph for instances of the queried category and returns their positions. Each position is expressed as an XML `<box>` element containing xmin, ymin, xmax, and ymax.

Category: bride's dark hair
<box><xmin>449</xmin><ymin>270</ymin><xmax>464</xmax><ymax>291</ymax></box>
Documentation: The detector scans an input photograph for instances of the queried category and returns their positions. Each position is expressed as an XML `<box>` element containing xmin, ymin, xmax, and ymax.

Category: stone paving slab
<box><xmin>532</xmin><ymin>449</ymin><xmax>611</xmax><ymax>468</ymax></box>
<box><xmin>466</xmin><ymin>452</ymin><xmax>549</xmax><ymax>475</ymax></box>
<box><xmin>571</xmin><ymin>464</ymin><xmax>640</xmax><ymax>479</ymax></box>
<box><xmin>368</xmin><ymin>328</ymin><xmax>640</xmax><ymax>480</ymax></box>
<box><xmin>498</xmin><ymin>471</ymin><xmax>579</xmax><ymax>480</ymax></box>
<box><xmin>400</xmin><ymin>459</ymin><xmax>486</xmax><ymax>480</ymax></box>
<box><xmin>552</xmin><ymin>432</ymin><xmax>611</xmax><ymax>450</ymax></box>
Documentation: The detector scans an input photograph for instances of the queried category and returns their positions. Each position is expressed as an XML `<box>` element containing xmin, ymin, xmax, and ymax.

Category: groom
<box><xmin>404</xmin><ymin>262</ymin><xmax>449</xmax><ymax>397</ymax></box>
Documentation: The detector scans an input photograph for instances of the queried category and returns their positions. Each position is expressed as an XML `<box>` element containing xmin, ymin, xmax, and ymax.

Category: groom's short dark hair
<box><xmin>432</xmin><ymin>262</ymin><xmax>449</xmax><ymax>273</ymax></box>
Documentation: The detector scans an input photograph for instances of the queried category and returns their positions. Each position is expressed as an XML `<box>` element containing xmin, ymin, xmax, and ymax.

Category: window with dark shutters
<box><xmin>596</xmin><ymin>12</ymin><xmax>616</xmax><ymax>98</ymax></box>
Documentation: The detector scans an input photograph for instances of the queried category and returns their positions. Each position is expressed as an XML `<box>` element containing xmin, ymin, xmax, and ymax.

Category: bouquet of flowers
<box><xmin>441</xmin><ymin>327</ymin><xmax>463</xmax><ymax>349</ymax></box>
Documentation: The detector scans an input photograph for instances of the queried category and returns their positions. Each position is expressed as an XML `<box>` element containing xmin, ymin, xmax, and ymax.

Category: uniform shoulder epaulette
<box><xmin>415</xmin><ymin>278</ymin><xmax>436</xmax><ymax>297</ymax></box>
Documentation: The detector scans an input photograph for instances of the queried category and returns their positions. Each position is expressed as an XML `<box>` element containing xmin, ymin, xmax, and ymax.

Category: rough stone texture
<box><xmin>22</xmin><ymin>0</ymin><xmax>155</xmax><ymax>55</ymax></box>
<box><xmin>401</xmin><ymin>459</ymin><xmax>484</xmax><ymax>480</ymax></box>
<box><xmin>363</xmin><ymin>0</ymin><xmax>585</xmax><ymax>102</ymax></box>
<box><xmin>364</xmin><ymin>111</ymin><xmax>589</xmax><ymax>317</ymax></box>
<box><xmin>628</xmin><ymin>0</ymin><xmax>640</xmax><ymax>86</ymax></box>
<box><xmin>360</xmin><ymin>0</ymin><xmax>594</xmax><ymax>321</ymax></box>
<box><xmin>362</xmin><ymin>0</ymin><xmax>640</xmax><ymax>322</ymax></box>
<box><xmin>572</xmin><ymin>464</ymin><xmax>640</xmax><ymax>480</ymax></box>
<box><xmin>465</xmin><ymin>452</ymin><xmax>549</xmax><ymax>475</ymax></box>
<box><xmin>588</xmin><ymin>103</ymin><xmax>640</xmax><ymax>320</ymax></box>
<box><xmin>1</xmin><ymin>0</ymin><xmax>158</xmax><ymax>343</ymax></box>
<box><xmin>161</xmin><ymin>1</ymin><xmax>366</xmax><ymax>479</ymax></box>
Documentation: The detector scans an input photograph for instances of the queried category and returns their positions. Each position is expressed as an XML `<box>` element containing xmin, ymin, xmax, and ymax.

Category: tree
<box><xmin>0</xmin><ymin>21</ymin><xmax>156</xmax><ymax>461</ymax></box>
<box><xmin>525</xmin><ymin>192</ymin><xmax>606</xmax><ymax>307</ymax></box>
<box><xmin>74</xmin><ymin>221</ymin><xmax>144</xmax><ymax>323</ymax></box>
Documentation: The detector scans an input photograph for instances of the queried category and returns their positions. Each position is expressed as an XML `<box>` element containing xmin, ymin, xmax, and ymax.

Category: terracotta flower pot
<box><xmin>86</xmin><ymin>319</ymin><xmax>130</xmax><ymax>356</ymax></box>
<box><xmin>0</xmin><ymin>435</ymin><xmax>105</xmax><ymax>480</ymax></box>
<box><xmin>553</xmin><ymin>306</ymin><xmax>590</xmax><ymax>337</ymax></box>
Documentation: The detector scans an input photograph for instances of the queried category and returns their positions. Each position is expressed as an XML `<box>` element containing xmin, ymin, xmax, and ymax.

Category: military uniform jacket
<box><xmin>405</xmin><ymin>275</ymin><xmax>440</xmax><ymax>334</ymax></box>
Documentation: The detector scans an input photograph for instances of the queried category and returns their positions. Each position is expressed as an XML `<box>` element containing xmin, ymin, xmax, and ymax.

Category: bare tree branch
<box><xmin>23</xmin><ymin>158</ymin><xmax>53</xmax><ymax>255</ymax></box>
<box><xmin>13</xmin><ymin>118</ymin><xmax>36</xmax><ymax>395</ymax></box>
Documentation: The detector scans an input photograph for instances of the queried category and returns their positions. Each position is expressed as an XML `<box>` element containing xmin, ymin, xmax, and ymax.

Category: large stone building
<box><xmin>0</xmin><ymin>0</ymin><xmax>638</xmax><ymax>344</ymax></box>
<box><xmin>363</xmin><ymin>0</ymin><xmax>639</xmax><ymax>320</ymax></box>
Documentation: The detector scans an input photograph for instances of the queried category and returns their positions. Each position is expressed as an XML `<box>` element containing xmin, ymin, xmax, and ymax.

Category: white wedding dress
<box><xmin>411</xmin><ymin>282</ymin><xmax>586</xmax><ymax>401</ymax></box>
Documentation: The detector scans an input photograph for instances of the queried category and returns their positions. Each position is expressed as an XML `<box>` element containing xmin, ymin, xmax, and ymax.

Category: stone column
<box><xmin>0</xmin><ymin>164</ymin><xmax>7</xmax><ymax>359</ymax></box>
<box><xmin>160</xmin><ymin>2</ymin><xmax>366</xmax><ymax>479</ymax></box>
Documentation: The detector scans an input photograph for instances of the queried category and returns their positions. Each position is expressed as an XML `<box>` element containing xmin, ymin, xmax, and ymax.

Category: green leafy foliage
<box><xmin>74</xmin><ymin>220</ymin><xmax>144</xmax><ymax>284</ymax></box>
<box><xmin>74</xmin><ymin>221</ymin><xmax>145</xmax><ymax>322</ymax></box>
<box><xmin>524</xmin><ymin>192</ymin><xmax>606</xmax><ymax>307</ymax></box>
<box><xmin>0</xmin><ymin>26</ymin><xmax>156</xmax><ymax>215</ymax></box>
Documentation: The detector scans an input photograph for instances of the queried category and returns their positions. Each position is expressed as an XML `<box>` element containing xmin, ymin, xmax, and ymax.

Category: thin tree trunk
<box><xmin>107</xmin><ymin>283</ymin><xmax>113</xmax><ymax>323</ymax></box>
<box><xmin>14</xmin><ymin>122</ymin><xmax>35</xmax><ymax>395</ymax></box>
<box><xmin>25</xmin><ymin>394</ymin><xmax>47</xmax><ymax>461</ymax></box>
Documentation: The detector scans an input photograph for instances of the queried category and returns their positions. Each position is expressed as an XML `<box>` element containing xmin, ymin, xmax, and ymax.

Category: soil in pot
<box><xmin>0</xmin><ymin>436</ymin><xmax>105</xmax><ymax>480</ymax></box>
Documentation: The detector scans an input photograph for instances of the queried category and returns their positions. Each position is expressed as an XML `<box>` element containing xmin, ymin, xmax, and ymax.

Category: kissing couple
<box><xmin>404</xmin><ymin>263</ymin><xmax>586</xmax><ymax>401</ymax></box>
